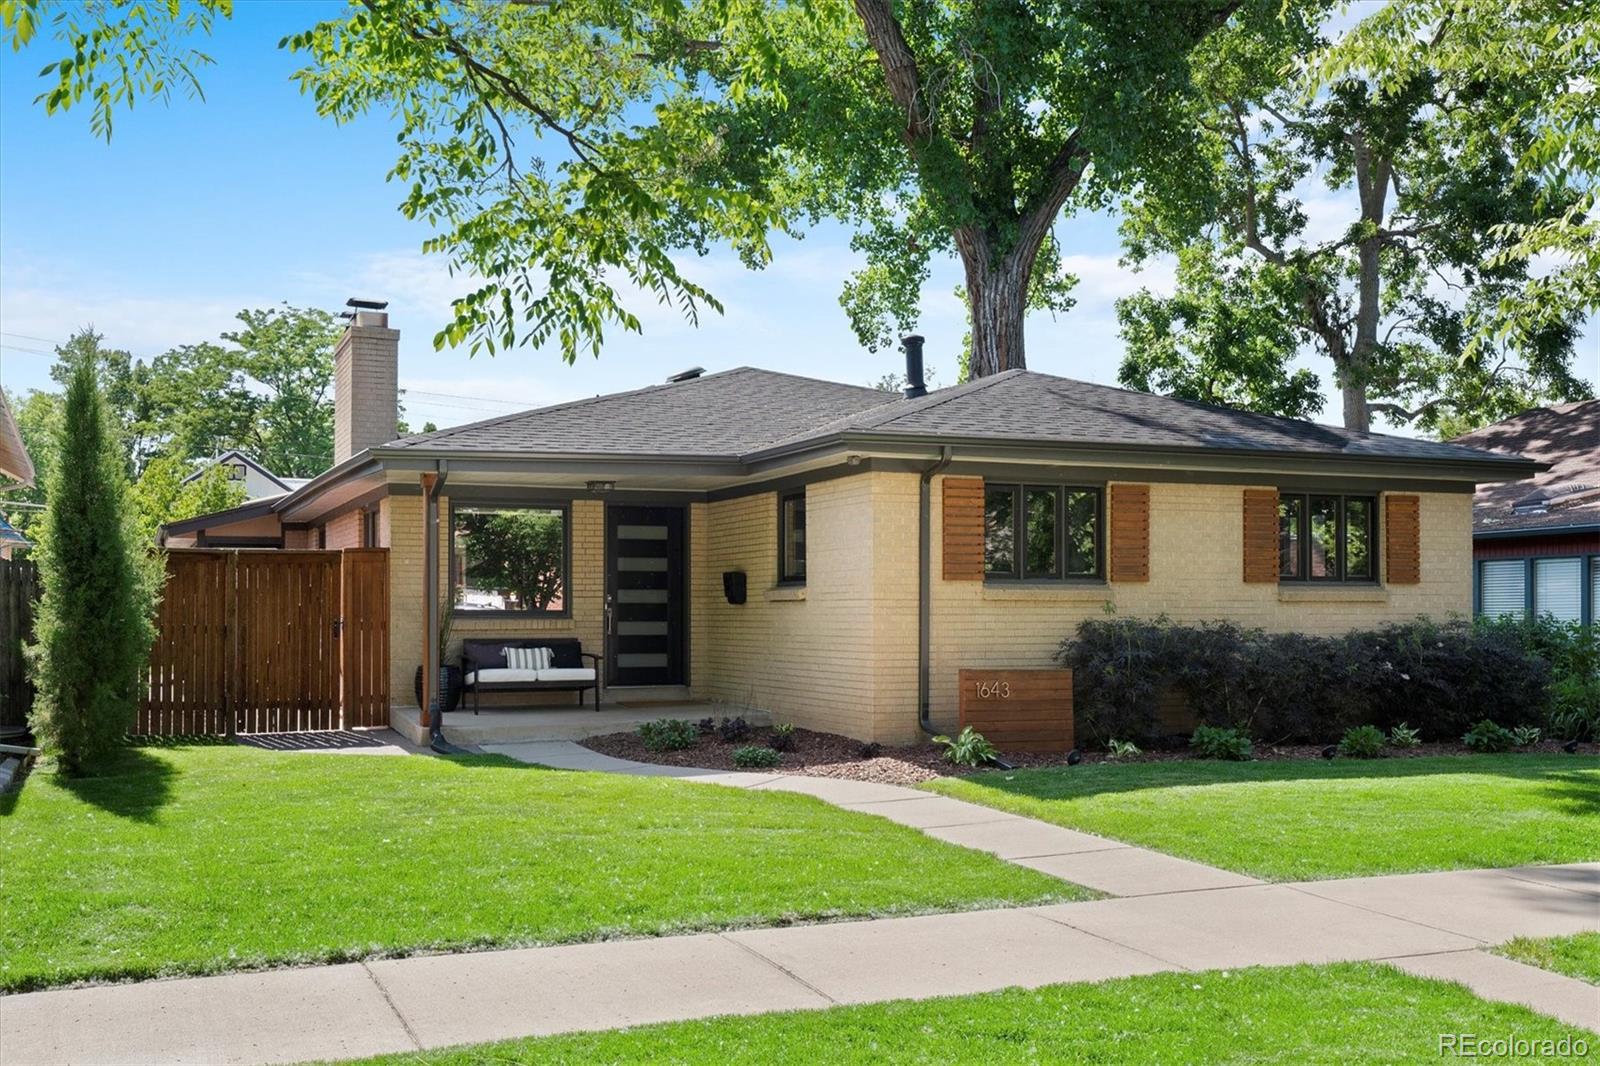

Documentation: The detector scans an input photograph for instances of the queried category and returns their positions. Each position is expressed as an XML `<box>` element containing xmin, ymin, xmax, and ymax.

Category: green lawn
<box><xmin>1496</xmin><ymin>933</ymin><xmax>1600</xmax><ymax>986</ymax></box>
<box><xmin>0</xmin><ymin>743</ymin><xmax>1077</xmax><ymax>992</ymax></box>
<box><xmin>926</xmin><ymin>754</ymin><xmax>1600</xmax><ymax>881</ymax></box>
<box><xmin>334</xmin><ymin>963</ymin><xmax>1593</xmax><ymax>1064</ymax></box>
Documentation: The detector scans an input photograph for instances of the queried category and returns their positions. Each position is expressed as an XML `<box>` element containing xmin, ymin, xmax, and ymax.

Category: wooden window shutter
<box><xmin>1242</xmin><ymin>489</ymin><xmax>1280</xmax><ymax>583</ymax></box>
<box><xmin>942</xmin><ymin>477</ymin><xmax>985</xmax><ymax>581</ymax></box>
<box><xmin>1109</xmin><ymin>484</ymin><xmax>1150</xmax><ymax>583</ymax></box>
<box><xmin>1385</xmin><ymin>494</ymin><xmax>1421</xmax><ymax>584</ymax></box>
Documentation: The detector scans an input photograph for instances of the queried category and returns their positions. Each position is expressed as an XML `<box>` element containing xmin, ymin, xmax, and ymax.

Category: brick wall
<box><xmin>323</xmin><ymin>509</ymin><xmax>364</xmax><ymax>551</ymax></box>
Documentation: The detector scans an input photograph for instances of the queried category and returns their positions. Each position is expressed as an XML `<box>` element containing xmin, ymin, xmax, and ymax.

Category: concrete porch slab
<box><xmin>1037</xmin><ymin>884</ymin><xmax>1482</xmax><ymax>969</ymax></box>
<box><xmin>1292</xmin><ymin>868</ymin><xmax>1600</xmax><ymax>944</ymax></box>
<box><xmin>0</xmin><ymin>963</ymin><xmax>415</xmax><ymax>1066</ymax></box>
<box><xmin>365</xmin><ymin>933</ymin><xmax>828</xmax><ymax>1049</ymax></box>
<box><xmin>392</xmin><ymin>702</ymin><xmax>764</xmax><ymax>746</ymax></box>
<box><xmin>726</xmin><ymin>907</ymin><xmax>1171</xmax><ymax>1004</ymax></box>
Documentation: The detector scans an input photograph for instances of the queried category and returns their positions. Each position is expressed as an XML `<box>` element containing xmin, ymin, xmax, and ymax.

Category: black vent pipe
<box><xmin>902</xmin><ymin>335</ymin><xmax>927</xmax><ymax>399</ymax></box>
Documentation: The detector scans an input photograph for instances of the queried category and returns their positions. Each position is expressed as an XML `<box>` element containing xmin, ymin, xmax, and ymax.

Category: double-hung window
<box><xmin>984</xmin><ymin>484</ymin><xmax>1101</xmax><ymax>580</ymax></box>
<box><xmin>1278</xmin><ymin>493</ymin><xmax>1376</xmax><ymax>582</ymax></box>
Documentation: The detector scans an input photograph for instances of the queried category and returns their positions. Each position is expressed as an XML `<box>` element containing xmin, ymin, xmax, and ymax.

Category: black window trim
<box><xmin>448</xmin><ymin>498</ymin><xmax>574</xmax><ymax>618</ymax></box>
<box><xmin>1277</xmin><ymin>490</ymin><xmax>1379</xmax><ymax>585</ymax></box>
<box><xmin>777</xmin><ymin>489</ymin><xmax>806</xmax><ymax>585</ymax></box>
<box><xmin>984</xmin><ymin>482</ymin><xmax>1105</xmax><ymax>583</ymax></box>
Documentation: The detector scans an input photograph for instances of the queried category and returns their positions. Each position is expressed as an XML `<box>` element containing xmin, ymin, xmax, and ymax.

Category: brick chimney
<box><xmin>334</xmin><ymin>299</ymin><xmax>399</xmax><ymax>464</ymax></box>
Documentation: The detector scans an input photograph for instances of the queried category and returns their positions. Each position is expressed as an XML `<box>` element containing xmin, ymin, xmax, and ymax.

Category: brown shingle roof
<box><xmin>1451</xmin><ymin>399</ymin><xmax>1600</xmax><ymax>534</ymax></box>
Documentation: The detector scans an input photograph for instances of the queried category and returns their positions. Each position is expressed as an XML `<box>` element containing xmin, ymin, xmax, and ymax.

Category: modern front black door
<box><xmin>605</xmin><ymin>505</ymin><xmax>686</xmax><ymax>686</ymax></box>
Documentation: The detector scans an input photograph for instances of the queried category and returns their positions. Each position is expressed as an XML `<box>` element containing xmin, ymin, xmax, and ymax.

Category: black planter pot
<box><xmin>414</xmin><ymin>664</ymin><xmax>464</xmax><ymax>714</ymax></box>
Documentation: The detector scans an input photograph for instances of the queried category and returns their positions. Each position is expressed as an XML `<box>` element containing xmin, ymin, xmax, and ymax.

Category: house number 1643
<box><xmin>973</xmin><ymin>680</ymin><xmax>1012</xmax><ymax>699</ymax></box>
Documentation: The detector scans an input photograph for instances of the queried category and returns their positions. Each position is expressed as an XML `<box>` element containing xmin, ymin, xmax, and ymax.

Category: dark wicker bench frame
<box><xmin>461</xmin><ymin>638</ymin><xmax>602</xmax><ymax>713</ymax></box>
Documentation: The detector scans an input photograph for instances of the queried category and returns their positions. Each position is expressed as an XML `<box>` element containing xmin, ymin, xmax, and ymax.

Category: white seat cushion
<box><xmin>465</xmin><ymin>668</ymin><xmax>542</xmax><ymax>686</ymax></box>
<box><xmin>535</xmin><ymin>667</ymin><xmax>597</xmax><ymax>683</ymax></box>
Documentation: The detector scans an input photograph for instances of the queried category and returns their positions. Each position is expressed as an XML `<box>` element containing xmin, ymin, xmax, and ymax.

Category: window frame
<box><xmin>983</xmin><ymin>483</ymin><xmax>1104</xmax><ymax>583</ymax></box>
<box><xmin>1277</xmin><ymin>491</ymin><xmax>1379</xmax><ymax>584</ymax></box>
<box><xmin>361</xmin><ymin>507</ymin><xmax>380</xmax><ymax>549</ymax></box>
<box><xmin>777</xmin><ymin>490</ymin><xmax>807</xmax><ymax>585</ymax></box>
<box><xmin>1475</xmin><ymin>554</ymin><xmax>1599</xmax><ymax>626</ymax></box>
<box><xmin>448</xmin><ymin>499</ymin><xmax>573</xmax><ymax>618</ymax></box>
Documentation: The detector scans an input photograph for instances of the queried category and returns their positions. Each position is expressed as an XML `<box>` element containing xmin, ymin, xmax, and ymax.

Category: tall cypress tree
<box><xmin>27</xmin><ymin>361</ymin><xmax>160</xmax><ymax>774</ymax></box>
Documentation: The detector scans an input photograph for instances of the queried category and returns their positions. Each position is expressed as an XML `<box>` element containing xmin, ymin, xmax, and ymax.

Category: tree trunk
<box><xmin>953</xmin><ymin>246</ymin><xmax>1030</xmax><ymax>379</ymax></box>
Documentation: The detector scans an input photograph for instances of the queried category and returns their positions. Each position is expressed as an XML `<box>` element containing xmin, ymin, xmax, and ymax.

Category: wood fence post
<box><xmin>225</xmin><ymin>550</ymin><xmax>239</xmax><ymax>739</ymax></box>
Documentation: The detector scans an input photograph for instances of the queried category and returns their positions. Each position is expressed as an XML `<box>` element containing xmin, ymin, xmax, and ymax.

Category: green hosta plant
<box><xmin>932</xmin><ymin>727</ymin><xmax>998</xmax><ymax>768</ymax></box>
<box><xmin>1190</xmin><ymin>725</ymin><xmax>1253</xmax><ymax>761</ymax></box>
<box><xmin>1387</xmin><ymin>723</ymin><xmax>1422</xmax><ymax>749</ymax></box>
<box><xmin>1107</xmin><ymin>739</ymin><xmax>1142</xmax><ymax>760</ymax></box>
<box><xmin>1462</xmin><ymin>720</ymin><xmax>1515</xmax><ymax>754</ymax></box>
<box><xmin>732</xmin><ymin>746</ymin><xmax>782</xmax><ymax>769</ymax></box>
<box><xmin>1338</xmin><ymin>725</ymin><xmax>1387</xmax><ymax>759</ymax></box>
<box><xmin>1511</xmin><ymin>725</ymin><xmax>1542</xmax><ymax>749</ymax></box>
<box><xmin>638</xmin><ymin>718</ymin><xmax>698</xmax><ymax>753</ymax></box>
<box><xmin>769</xmin><ymin>723</ymin><xmax>797</xmax><ymax>753</ymax></box>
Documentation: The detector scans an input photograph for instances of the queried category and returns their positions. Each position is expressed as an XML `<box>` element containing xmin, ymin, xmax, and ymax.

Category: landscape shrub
<box><xmin>638</xmin><ymin>718</ymin><xmax>698</xmax><ymax>752</ymax></box>
<box><xmin>1189</xmin><ymin>725</ymin><xmax>1253</xmax><ymax>761</ymax></box>
<box><xmin>27</xmin><ymin>361</ymin><xmax>161</xmax><ymax>775</ymax></box>
<box><xmin>1511</xmin><ymin>725</ymin><xmax>1542</xmax><ymax>748</ymax></box>
<box><xmin>1481</xmin><ymin>616</ymin><xmax>1600</xmax><ymax>741</ymax></box>
<box><xmin>1107</xmin><ymin>739</ymin><xmax>1142</xmax><ymax>759</ymax></box>
<box><xmin>932</xmin><ymin>726</ymin><xmax>998</xmax><ymax>767</ymax></box>
<box><xmin>769</xmin><ymin>723</ymin><xmax>797</xmax><ymax>752</ymax></box>
<box><xmin>1337</xmin><ymin>725</ymin><xmax>1387</xmax><ymax>759</ymax></box>
<box><xmin>717</xmin><ymin>716</ymin><xmax>751</xmax><ymax>744</ymax></box>
<box><xmin>732</xmin><ymin>746</ymin><xmax>781</xmax><ymax>769</ymax></box>
<box><xmin>1549</xmin><ymin>676</ymin><xmax>1600</xmax><ymax>741</ymax></box>
<box><xmin>1064</xmin><ymin>616</ymin><xmax>1554</xmax><ymax>746</ymax></box>
<box><xmin>1462</xmin><ymin>720</ymin><xmax>1515</xmax><ymax>753</ymax></box>
<box><xmin>1387</xmin><ymin>723</ymin><xmax>1422</xmax><ymax>749</ymax></box>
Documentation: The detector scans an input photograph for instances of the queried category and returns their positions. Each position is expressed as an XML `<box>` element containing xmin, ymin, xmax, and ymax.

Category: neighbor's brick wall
<box><xmin>923</xmin><ymin>477</ymin><xmax>1473</xmax><ymax>734</ymax></box>
<box><xmin>387</xmin><ymin>493</ymin><xmax>605</xmax><ymax>709</ymax></box>
<box><xmin>691</xmin><ymin>471</ymin><xmax>920</xmax><ymax>742</ymax></box>
<box><xmin>322</xmin><ymin>509</ymin><xmax>364</xmax><ymax>551</ymax></box>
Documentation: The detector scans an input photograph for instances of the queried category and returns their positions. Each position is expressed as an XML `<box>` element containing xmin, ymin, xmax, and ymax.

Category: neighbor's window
<box><xmin>451</xmin><ymin>504</ymin><xmax>568</xmax><ymax>613</ymax></box>
<box><xmin>984</xmin><ymin>485</ymin><xmax>1101</xmax><ymax>580</ymax></box>
<box><xmin>1278</xmin><ymin>493</ymin><xmax>1375</xmax><ymax>582</ymax></box>
<box><xmin>779</xmin><ymin>491</ymin><xmax>806</xmax><ymax>583</ymax></box>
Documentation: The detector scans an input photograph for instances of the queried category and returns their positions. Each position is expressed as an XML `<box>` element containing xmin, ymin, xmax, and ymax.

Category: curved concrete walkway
<box><xmin>3</xmin><ymin>745</ymin><xmax>1595</xmax><ymax>1065</ymax></box>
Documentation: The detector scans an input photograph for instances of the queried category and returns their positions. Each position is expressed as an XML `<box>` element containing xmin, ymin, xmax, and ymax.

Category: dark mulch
<box><xmin>581</xmin><ymin>728</ymin><xmax>1594</xmax><ymax>786</ymax></box>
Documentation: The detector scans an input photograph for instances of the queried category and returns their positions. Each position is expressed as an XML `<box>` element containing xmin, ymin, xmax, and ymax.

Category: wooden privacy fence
<box><xmin>1</xmin><ymin>556</ymin><xmax>39</xmax><ymax>730</ymax></box>
<box><xmin>141</xmin><ymin>549</ymin><xmax>390</xmax><ymax>735</ymax></box>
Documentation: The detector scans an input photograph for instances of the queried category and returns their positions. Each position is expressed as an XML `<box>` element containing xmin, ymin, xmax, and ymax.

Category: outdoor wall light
<box><xmin>585</xmin><ymin>480</ymin><xmax>616</xmax><ymax>493</ymax></box>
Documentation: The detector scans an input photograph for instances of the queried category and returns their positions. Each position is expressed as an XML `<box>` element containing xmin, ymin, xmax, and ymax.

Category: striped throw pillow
<box><xmin>504</xmin><ymin>646</ymin><xmax>541</xmax><ymax>671</ymax></box>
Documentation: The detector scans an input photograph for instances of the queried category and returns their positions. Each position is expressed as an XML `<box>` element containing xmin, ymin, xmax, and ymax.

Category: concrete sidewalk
<box><xmin>4</xmin><ymin>863</ymin><xmax>1594</xmax><ymax>1065</ymax></box>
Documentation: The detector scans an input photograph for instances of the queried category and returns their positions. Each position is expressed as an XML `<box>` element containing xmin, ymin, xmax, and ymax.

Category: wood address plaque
<box><xmin>957</xmin><ymin>669</ymin><xmax>1074</xmax><ymax>754</ymax></box>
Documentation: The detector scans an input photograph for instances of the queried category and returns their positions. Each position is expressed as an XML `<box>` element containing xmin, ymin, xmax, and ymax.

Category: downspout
<box><xmin>424</xmin><ymin>460</ymin><xmax>463</xmax><ymax>753</ymax></box>
<box><xmin>917</xmin><ymin>445</ymin><xmax>953</xmax><ymax>735</ymax></box>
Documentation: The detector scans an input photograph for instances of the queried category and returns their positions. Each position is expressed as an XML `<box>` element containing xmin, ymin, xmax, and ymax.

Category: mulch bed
<box><xmin>581</xmin><ymin>728</ymin><xmax>1594</xmax><ymax>786</ymax></box>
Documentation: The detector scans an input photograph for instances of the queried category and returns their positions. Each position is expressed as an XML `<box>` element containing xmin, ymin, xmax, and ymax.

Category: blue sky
<box><xmin>1</xmin><ymin>3</ymin><xmax>1592</xmax><ymax>434</ymax></box>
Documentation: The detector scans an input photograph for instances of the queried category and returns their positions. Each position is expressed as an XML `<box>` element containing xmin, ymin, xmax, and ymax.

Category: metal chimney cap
<box><xmin>346</xmin><ymin>298</ymin><xmax>389</xmax><ymax>310</ymax></box>
<box><xmin>666</xmin><ymin>367</ymin><xmax>706</xmax><ymax>383</ymax></box>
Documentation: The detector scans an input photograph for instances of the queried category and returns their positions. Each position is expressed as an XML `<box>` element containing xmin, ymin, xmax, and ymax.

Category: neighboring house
<box><xmin>0</xmin><ymin>512</ymin><xmax>29</xmax><ymax>560</ymax></box>
<box><xmin>1452</xmin><ymin>400</ymin><xmax>1600</xmax><ymax>626</ymax></box>
<box><xmin>0</xmin><ymin>390</ymin><xmax>34</xmax><ymax>489</ymax></box>
<box><xmin>185</xmin><ymin>449</ymin><xmax>310</xmax><ymax>501</ymax></box>
<box><xmin>172</xmin><ymin>303</ymin><xmax>1538</xmax><ymax>743</ymax></box>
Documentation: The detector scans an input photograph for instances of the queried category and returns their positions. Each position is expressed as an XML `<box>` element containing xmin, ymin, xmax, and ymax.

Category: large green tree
<box><xmin>1117</xmin><ymin>3</ymin><xmax>1593</xmax><ymax>434</ymax></box>
<box><xmin>7</xmin><ymin>0</ymin><xmax>1287</xmax><ymax>378</ymax></box>
<box><xmin>26</xmin><ymin>361</ymin><xmax>161</xmax><ymax>774</ymax></box>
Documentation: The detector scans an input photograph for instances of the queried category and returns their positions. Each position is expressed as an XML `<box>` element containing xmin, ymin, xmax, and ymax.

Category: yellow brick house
<box><xmin>166</xmin><ymin>303</ymin><xmax>1539</xmax><ymax>745</ymax></box>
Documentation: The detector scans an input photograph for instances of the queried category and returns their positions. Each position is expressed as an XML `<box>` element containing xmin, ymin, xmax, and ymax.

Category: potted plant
<box><xmin>413</xmin><ymin>601</ymin><xmax>464</xmax><ymax>714</ymax></box>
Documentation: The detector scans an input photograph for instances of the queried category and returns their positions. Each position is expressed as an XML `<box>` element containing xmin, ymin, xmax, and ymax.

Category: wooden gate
<box><xmin>141</xmin><ymin>549</ymin><xmax>389</xmax><ymax>735</ymax></box>
<box><xmin>0</xmin><ymin>556</ymin><xmax>39</xmax><ymax>730</ymax></box>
